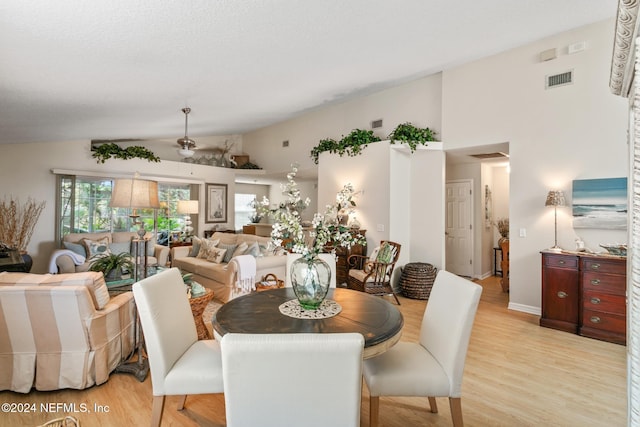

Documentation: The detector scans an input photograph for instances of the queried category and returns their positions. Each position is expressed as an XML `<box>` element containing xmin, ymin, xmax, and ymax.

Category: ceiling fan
<box><xmin>176</xmin><ymin>107</ymin><xmax>196</xmax><ymax>157</ymax></box>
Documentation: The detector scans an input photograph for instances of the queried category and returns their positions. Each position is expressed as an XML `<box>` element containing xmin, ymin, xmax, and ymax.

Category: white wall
<box><xmin>242</xmin><ymin>73</ymin><xmax>443</xmax><ymax>176</ymax></box>
<box><xmin>0</xmin><ymin>139</ymin><xmax>236</xmax><ymax>273</ymax></box>
<box><xmin>442</xmin><ymin>18</ymin><xmax>628</xmax><ymax>313</ymax></box>
<box><xmin>318</xmin><ymin>141</ymin><xmax>445</xmax><ymax>270</ymax></box>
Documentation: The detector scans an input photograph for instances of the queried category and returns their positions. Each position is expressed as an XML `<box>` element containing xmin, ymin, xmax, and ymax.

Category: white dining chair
<box><xmin>221</xmin><ymin>333</ymin><xmax>364</xmax><ymax>427</ymax></box>
<box><xmin>132</xmin><ymin>268</ymin><xmax>224</xmax><ymax>427</ymax></box>
<box><xmin>284</xmin><ymin>253</ymin><xmax>337</xmax><ymax>288</ymax></box>
<box><xmin>362</xmin><ymin>270</ymin><xmax>482</xmax><ymax>427</ymax></box>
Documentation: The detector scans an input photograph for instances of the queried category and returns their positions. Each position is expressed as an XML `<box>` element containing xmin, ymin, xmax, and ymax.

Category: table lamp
<box><xmin>545</xmin><ymin>190</ymin><xmax>565</xmax><ymax>252</ymax></box>
<box><xmin>110</xmin><ymin>175</ymin><xmax>161</xmax><ymax>238</ymax></box>
<box><xmin>177</xmin><ymin>200</ymin><xmax>199</xmax><ymax>241</ymax></box>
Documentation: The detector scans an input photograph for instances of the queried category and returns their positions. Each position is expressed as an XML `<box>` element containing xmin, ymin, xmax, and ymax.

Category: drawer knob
<box><xmin>590</xmin><ymin>316</ymin><xmax>601</xmax><ymax>324</ymax></box>
<box><xmin>591</xmin><ymin>263</ymin><xmax>601</xmax><ymax>270</ymax></box>
<box><xmin>590</xmin><ymin>297</ymin><xmax>601</xmax><ymax>304</ymax></box>
<box><xmin>558</xmin><ymin>260</ymin><xmax>565</xmax><ymax>265</ymax></box>
<box><xmin>591</xmin><ymin>279</ymin><xmax>601</xmax><ymax>285</ymax></box>
<box><xmin>557</xmin><ymin>291</ymin><xmax>568</xmax><ymax>298</ymax></box>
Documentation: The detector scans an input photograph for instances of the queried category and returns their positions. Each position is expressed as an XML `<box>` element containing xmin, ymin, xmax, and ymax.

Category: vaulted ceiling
<box><xmin>0</xmin><ymin>1</ymin><xmax>617</xmax><ymax>146</ymax></box>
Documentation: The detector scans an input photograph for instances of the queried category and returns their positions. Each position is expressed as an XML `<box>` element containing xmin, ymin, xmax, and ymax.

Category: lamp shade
<box><xmin>545</xmin><ymin>190</ymin><xmax>566</xmax><ymax>207</ymax></box>
<box><xmin>177</xmin><ymin>200</ymin><xmax>199</xmax><ymax>214</ymax></box>
<box><xmin>110</xmin><ymin>178</ymin><xmax>161</xmax><ymax>209</ymax></box>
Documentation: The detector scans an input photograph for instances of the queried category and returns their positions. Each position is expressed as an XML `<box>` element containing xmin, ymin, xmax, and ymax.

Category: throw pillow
<box><xmin>63</xmin><ymin>241</ymin><xmax>87</xmax><ymax>257</ymax></box>
<box><xmin>231</xmin><ymin>242</ymin><xmax>248</xmax><ymax>259</ymax></box>
<box><xmin>189</xmin><ymin>236</ymin><xmax>202</xmax><ymax>257</ymax></box>
<box><xmin>376</xmin><ymin>242</ymin><xmax>394</xmax><ymax>264</ymax></box>
<box><xmin>83</xmin><ymin>237</ymin><xmax>111</xmax><ymax>259</ymax></box>
<box><xmin>197</xmin><ymin>238</ymin><xmax>219</xmax><ymax>259</ymax></box>
<box><xmin>217</xmin><ymin>242</ymin><xmax>238</xmax><ymax>263</ymax></box>
<box><xmin>206</xmin><ymin>247</ymin><xmax>227</xmax><ymax>264</ymax></box>
<box><xmin>109</xmin><ymin>241</ymin><xmax>131</xmax><ymax>255</ymax></box>
<box><xmin>244</xmin><ymin>241</ymin><xmax>261</xmax><ymax>257</ymax></box>
<box><xmin>368</xmin><ymin>246</ymin><xmax>380</xmax><ymax>263</ymax></box>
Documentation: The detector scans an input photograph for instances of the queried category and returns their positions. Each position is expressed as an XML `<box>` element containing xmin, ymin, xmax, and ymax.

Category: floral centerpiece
<box><xmin>261</xmin><ymin>164</ymin><xmax>366</xmax><ymax>309</ymax></box>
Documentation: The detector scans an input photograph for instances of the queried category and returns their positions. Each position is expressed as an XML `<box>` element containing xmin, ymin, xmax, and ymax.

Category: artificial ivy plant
<box><xmin>387</xmin><ymin>122</ymin><xmax>438</xmax><ymax>152</ymax></box>
<box><xmin>92</xmin><ymin>143</ymin><xmax>161</xmax><ymax>164</ymax></box>
<box><xmin>310</xmin><ymin>129</ymin><xmax>381</xmax><ymax>164</ymax></box>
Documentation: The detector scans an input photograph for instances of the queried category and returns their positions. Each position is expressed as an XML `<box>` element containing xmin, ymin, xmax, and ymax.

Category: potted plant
<box><xmin>387</xmin><ymin>122</ymin><xmax>438</xmax><ymax>151</ymax></box>
<box><xmin>89</xmin><ymin>252</ymin><xmax>134</xmax><ymax>281</ymax></box>
<box><xmin>0</xmin><ymin>197</ymin><xmax>46</xmax><ymax>272</ymax></box>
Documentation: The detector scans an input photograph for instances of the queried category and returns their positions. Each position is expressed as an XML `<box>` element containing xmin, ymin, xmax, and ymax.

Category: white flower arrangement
<box><xmin>262</xmin><ymin>164</ymin><xmax>365</xmax><ymax>261</ymax></box>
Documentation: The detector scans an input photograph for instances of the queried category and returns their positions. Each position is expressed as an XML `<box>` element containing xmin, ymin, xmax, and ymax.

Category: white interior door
<box><xmin>445</xmin><ymin>180</ymin><xmax>473</xmax><ymax>277</ymax></box>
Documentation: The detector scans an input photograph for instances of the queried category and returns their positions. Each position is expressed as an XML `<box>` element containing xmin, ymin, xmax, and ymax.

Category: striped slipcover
<box><xmin>0</xmin><ymin>271</ymin><xmax>135</xmax><ymax>392</ymax></box>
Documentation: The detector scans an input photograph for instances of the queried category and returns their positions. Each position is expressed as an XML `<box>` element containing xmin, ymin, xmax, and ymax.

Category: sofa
<box><xmin>0</xmin><ymin>271</ymin><xmax>135</xmax><ymax>393</ymax></box>
<box><xmin>52</xmin><ymin>231</ymin><xmax>170</xmax><ymax>274</ymax></box>
<box><xmin>171</xmin><ymin>232</ymin><xmax>287</xmax><ymax>303</ymax></box>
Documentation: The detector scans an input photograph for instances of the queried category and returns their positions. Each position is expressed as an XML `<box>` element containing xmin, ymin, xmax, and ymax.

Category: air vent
<box><xmin>282</xmin><ymin>140</ymin><xmax>289</xmax><ymax>148</ymax></box>
<box><xmin>546</xmin><ymin>70</ymin><xmax>573</xmax><ymax>89</ymax></box>
<box><xmin>469</xmin><ymin>152</ymin><xmax>509</xmax><ymax>159</ymax></box>
<box><xmin>371</xmin><ymin>119</ymin><xmax>383</xmax><ymax>129</ymax></box>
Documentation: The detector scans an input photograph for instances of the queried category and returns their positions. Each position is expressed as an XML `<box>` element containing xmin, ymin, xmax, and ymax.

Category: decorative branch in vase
<box><xmin>260</xmin><ymin>164</ymin><xmax>366</xmax><ymax>309</ymax></box>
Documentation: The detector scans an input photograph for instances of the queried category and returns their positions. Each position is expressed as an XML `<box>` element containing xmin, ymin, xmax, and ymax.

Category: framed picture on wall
<box><xmin>572</xmin><ymin>177</ymin><xmax>627</xmax><ymax>230</ymax></box>
<box><xmin>205</xmin><ymin>183</ymin><xmax>227</xmax><ymax>223</ymax></box>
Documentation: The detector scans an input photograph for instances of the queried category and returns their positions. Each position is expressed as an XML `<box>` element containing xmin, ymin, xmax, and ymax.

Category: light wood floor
<box><xmin>1</xmin><ymin>276</ymin><xmax>626</xmax><ymax>426</ymax></box>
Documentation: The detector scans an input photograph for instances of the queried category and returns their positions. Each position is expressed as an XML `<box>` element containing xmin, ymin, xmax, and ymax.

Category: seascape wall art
<box><xmin>572</xmin><ymin>177</ymin><xmax>627</xmax><ymax>229</ymax></box>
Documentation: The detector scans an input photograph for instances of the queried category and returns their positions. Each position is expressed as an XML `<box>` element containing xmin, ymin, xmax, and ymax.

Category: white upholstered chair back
<box><xmin>221</xmin><ymin>333</ymin><xmax>364</xmax><ymax>427</ymax></box>
<box><xmin>419</xmin><ymin>270</ymin><xmax>482</xmax><ymax>396</ymax></box>
<box><xmin>284</xmin><ymin>253</ymin><xmax>337</xmax><ymax>288</ymax></box>
<box><xmin>133</xmin><ymin>267</ymin><xmax>198</xmax><ymax>395</ymax></box>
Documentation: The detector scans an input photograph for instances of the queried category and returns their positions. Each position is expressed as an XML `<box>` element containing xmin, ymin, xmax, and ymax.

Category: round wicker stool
<box><xmin>399</xmin><ymin>262</ymin><xmax>437</xmax><ymax>300</ymax></box>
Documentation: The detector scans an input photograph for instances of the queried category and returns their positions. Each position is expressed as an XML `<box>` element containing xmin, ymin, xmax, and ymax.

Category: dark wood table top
<box><xmin>212</xmin><ymin>287</ymin><xmax>404</xmax><ymax>358</ymax></box>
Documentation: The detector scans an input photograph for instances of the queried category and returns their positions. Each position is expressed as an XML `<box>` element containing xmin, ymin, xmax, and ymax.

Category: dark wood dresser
<box><xmin>328</xmin><ymin>229</ymin><xmax>366</xmax><ymax>287</ymax></box>
<box><xmin>541</xmin><ymin>251</ymin><xmax>626</xmax><ymax>345</ymax></box>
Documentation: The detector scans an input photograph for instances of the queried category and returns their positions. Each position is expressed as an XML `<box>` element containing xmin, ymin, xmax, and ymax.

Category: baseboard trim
<box><xmin>508</xmin><ymin>302</ymin><xmax>541</xmax><ymax>316</ymax></box>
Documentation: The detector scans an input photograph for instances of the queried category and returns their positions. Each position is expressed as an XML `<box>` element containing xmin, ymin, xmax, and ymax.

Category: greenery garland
<box><xmin>311</xmin><ymin>123</ymin><xmax>437</xmax><ymax>164</ymax></box>
<box><xmin>310</xmin><ymin>129</ymin><xmax>381</xmax><ymax>164</ymax></box>
<box><xmin>92</xmin><ymin>143</ymin><xmax>161</xmax><ymax>164</ymax></box>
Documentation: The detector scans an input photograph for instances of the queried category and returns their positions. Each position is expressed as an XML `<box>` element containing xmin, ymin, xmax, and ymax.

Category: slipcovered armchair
<box><xmin>347</xmin><ymin>241</ymin><xmax>401</xmax><ymax>304</ymax></box>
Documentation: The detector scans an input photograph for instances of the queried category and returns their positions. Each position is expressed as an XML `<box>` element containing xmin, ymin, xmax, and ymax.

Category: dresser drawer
<box><xmin>544</xmin><ymin>254</ymin><xmax>578</xmax><ymax>269</ymax></box>
<box><xmin>582</xmin><ymin>309</ymin><xmax>626</xmax><ymax>334</ymax></box>
<box><xmin>581</xmin><ymin>258</ymin><xmax>626</xmax><ymax>275</ymax></box>
<box><xmin>582</xmin><ymin>272</ymin><xmax>626</xmax><ymax>295</ymax></box>
<box><xmin>583</xmin><ymin>290</ymin><xmax>626</xmax><ymax>315</ymax></box>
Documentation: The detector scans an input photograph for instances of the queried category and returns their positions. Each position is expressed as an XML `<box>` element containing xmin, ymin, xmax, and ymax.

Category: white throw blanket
<box><xmin>229</xmin><ymin>255</ymin><xmax>256</xmax><ymax>299</ymax></box>
<box><xmin>48</xmin><ymin>249</ymin><xmax>86</xmax><ymax>273</ymax></box>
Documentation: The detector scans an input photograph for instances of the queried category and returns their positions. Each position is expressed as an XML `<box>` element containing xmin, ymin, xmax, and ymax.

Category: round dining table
<box><xmin>212</xmin><ymin>287</ymin><xmax>404</xmax><ymax>359</ymax></box>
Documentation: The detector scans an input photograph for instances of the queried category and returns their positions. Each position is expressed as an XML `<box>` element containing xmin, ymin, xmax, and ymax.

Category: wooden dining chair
<box><xmin>347</xmin><ymin>241</ymin><xmax>401</xmax><ymax>304</ymax></box>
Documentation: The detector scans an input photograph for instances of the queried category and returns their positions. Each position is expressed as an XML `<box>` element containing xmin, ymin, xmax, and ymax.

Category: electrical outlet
<box><xmin>377</xmin><ymin>224</ymin><xmax>384</xmax><ymax>232</ymax></box>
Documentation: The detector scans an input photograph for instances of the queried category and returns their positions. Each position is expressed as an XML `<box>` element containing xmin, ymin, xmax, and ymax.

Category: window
<box><xmin>157</xmin><ymin>183</ymin><xmax>193</xmax><ymax>245</ymax></box>
<box><xmin>235</xmin><ymin>193</ymin><xmax>257</xmax><ymax>229</ymax></box>
<box><xmin>56</xmin><ymin>175</ymin><xmax>193</xmax><ymax>245</ymax></box>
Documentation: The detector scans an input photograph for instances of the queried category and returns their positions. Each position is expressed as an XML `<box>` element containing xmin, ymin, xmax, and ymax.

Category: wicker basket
<box><xmin>399</xmin><ymin>263</ymin><xmax>437</xmax><ymax>300</ymax></box>
<box><xmin>38</xmin><ymin>416</ymin><xmax>80</xmax><ymax>427</ymax></box>
<box><xmin>255</xmin><ymin>273</ymin><xmax>284</xmax><ymax>292</ymax></box>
